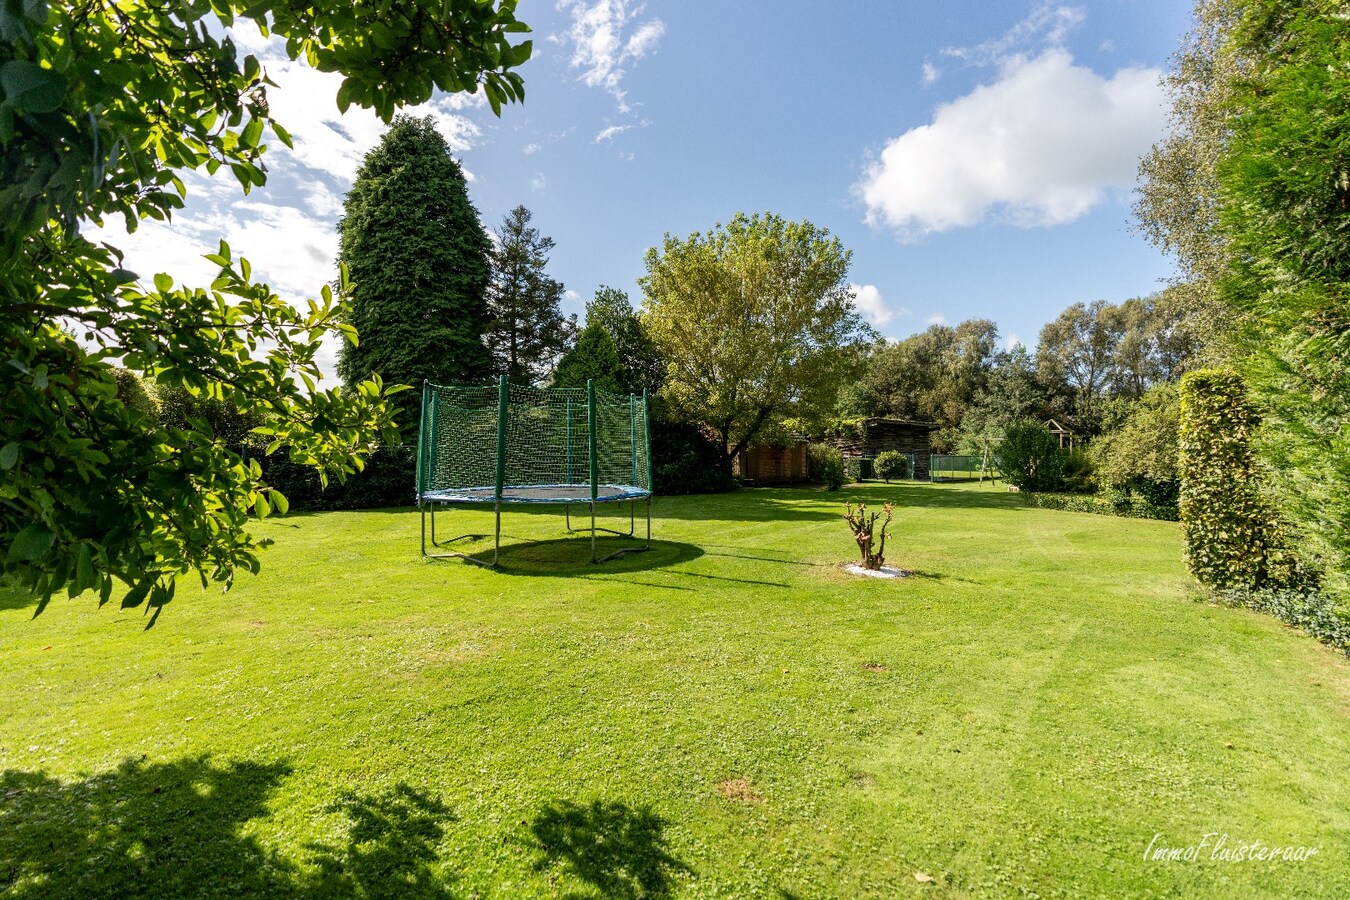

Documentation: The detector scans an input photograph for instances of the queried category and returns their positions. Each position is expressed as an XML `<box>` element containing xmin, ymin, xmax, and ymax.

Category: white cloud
<box><xmin>1006</xmin><ymin>333</ymin><xmax>1024</xmax><ymax>350</ymax></box>
<box><xmin>595</xmin><ymin>124</ymin><xmax>632</xmax><ymax>142</ymax></box>
<box><xmin>556</xmin><ymin>0</ymin><xmax>665</xmax><ymax>112</ymax></box>
<box><xmin>926</xmin><ymin>313</ymin><xmax>947</xmax><ymax>326</ymax></box>
<box><xmin>531</xmin><ymin>172</ymin><xmax>548</xmax><ymax>192</ymax></box>
<box><xmin>849</xmin><ymin>284</ymin><xmax>907</xmax><ymax>327</ymax></box>
<box><xmin>921</xmin><ymin>62</ymin><xmax>940</xmax><ymax>86</ymax></box>
<box><xmin>85</xmin><ymin>21</ymin><xmax>492</xmax><ymax>380</ymax></box>
<box><xmin>523</xmin><ymin>142</ymin><xmax>542</xmax><ymax>155</ymax></box>
<box><xmin>856</xmin><ymin>49</ymin><xmax>1165</xmax><ymax>237</ymax></box>
<box><xmin>943</xmin><ymin>3</ymin><xmax>1086</xmax><ymax>67</ymax></box>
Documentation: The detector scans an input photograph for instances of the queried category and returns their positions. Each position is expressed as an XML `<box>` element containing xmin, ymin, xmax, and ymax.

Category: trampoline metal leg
<box><xmin>565</xmin><ymin>499</ymin><xmax>637</xmax><ymax>538</ymax></box>
<box><xmin>420</xmin><ymin>500</ymin><xmax>500</xmax><ymax>567</ymax></box>
<box><xmin>590</xmin><ymin>495</ymin><xmax>654</xmax><ymax>563</ymax></box>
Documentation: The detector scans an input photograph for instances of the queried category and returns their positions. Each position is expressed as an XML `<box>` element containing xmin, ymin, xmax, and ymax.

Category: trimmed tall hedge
<box><xmin>1178</xmin><ymin>370</ymin><xmax>1302</xmax><ymax>590</ymax></box>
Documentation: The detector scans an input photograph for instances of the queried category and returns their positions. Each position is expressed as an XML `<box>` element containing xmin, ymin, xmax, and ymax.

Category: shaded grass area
<box><xmin>1</xmin><ymin>482</ymin><xmax>1347</xmax><ymax>897</ymax></box>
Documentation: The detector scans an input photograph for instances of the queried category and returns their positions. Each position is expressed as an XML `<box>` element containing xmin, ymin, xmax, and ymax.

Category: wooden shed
<box><xmin>832</xmin><ymin>418</ymin><xmax>936</xmax><ymax>481</ymax></box>
<box><xmin>734</xmin><ymin>441</ymin><xmax>810</xmax><ymax>485</ymax></box>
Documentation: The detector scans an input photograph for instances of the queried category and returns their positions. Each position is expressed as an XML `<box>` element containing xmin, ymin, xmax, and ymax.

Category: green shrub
<box><xmin>264</xmin><ymin>444</ymin><xmax>417</xmax><ymax>511</ymax></box>
<box><xmin>650</xmin><ymin>420</ymin><xmax>736</xmax><ymax>495</ymax></box>
<box><xmin>1061</xmin><ymin>448</ymin><xmax>1096</xmax><ymax>493</ymax></box>
<box><xmin>809</xmin><ymin>443</ymin><xmax>845</xmax><ymax>491</ymax></box>
<box><xmin>873</xmin><ymin>450</ymin><xmax>910</xmax><ymax>483</ymax></box>
<box><xmin>996</xmin><ymin>421</ymin><xmax>1065</xmax><ymax>491</ymax></box>
<box><xmin>1094</xmin><ymin>384</ymin><xmax>1180</xmax><ymax>505</ymax></box>
<box><xmin>1178</xmin><ymin>370</ymin><xmax>1308</xmax><ymax>590</ymax></box>
<box><xmin>1214</xmin><ymin>588</ymin><xmax>1350</xmax><ymax>657</ymax></box>
<box><xmin>1022</xmin><ymin>491</ymin><xmax>1178</xmax><ymax>522</ymax></box>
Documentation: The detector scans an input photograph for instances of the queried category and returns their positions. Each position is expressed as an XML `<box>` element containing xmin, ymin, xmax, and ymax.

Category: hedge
<box><xmin>1214</xmin><ymin>587</ymin><xmax>1350</xmax><ymax>657</ymax></box>
<box><xmin>1178</xmin><ymin>370</ymin><xmax>1306</xmax><ymax>590</ymax></box>
<box><xmin>1022</xmin><ymin>491</ymin><xmax>1179</xmax><ymax>522</ymax></box>
<box><xmin>264</xmin><ymin>444</ymin><xmax>417</xmax><ymax>512</ymax></box>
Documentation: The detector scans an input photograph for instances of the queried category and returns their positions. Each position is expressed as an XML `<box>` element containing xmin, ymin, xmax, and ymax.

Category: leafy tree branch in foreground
<box><xmin>0</xmin><ymin>0</ymin><xmax>531</xmax><ymax>617</ymax></box>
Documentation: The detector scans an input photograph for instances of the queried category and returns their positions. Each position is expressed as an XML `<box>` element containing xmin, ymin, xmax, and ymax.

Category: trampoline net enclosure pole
<box><xmin>494</xmin><ymin>374</ymin><xmax>508</xmax><ymax>500</ymax></box>
<box><xmin>415</xmin><ymin>381</ymin><xmax>429</xmax><ymax>500</ymax></box>
<box><xmin>643</xmin><ymin>389</ymin><xmax>652</xmax><ymax>488</ymax></box>
<box><xmin>587</xmin><ymin>379</ymin><xmax>598</xmax><ymax>502</ymax></box>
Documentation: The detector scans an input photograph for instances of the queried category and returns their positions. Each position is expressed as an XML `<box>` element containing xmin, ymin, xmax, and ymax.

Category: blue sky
<box><xmin>95</xmin><ymin>1</ymin><xmax>1196</xmax><ymax>374</ymax></box>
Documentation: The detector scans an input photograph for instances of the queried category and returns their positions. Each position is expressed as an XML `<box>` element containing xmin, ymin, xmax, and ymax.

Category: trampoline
<box><xmin>416</xmin><ymin>376</ymin><xmax>653</xmax><ymax>566</ymax></box>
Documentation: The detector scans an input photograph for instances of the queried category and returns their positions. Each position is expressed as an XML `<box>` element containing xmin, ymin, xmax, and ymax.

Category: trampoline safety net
<box><xmin>416</xmin><ymin>377</ymin><xmax>652</xmax><ymax>504</ymax></box>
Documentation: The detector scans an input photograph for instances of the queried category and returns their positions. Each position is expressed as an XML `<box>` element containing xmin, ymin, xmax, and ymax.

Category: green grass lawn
<box><xmin>2</xmin><ymin>482</ymin><xmax>1347</xmax><ymax>898</ymax></box>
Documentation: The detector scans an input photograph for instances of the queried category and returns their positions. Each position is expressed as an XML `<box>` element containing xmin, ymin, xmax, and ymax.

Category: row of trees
<box><xmin>838</xmin><ymin>287</ymin><xmax>1217</xmax><ymax>483</ymax></box>
<box><xmin>336</xmin><ymin>115</ymin><xmax>573</xmax><ymax>433</ymax></box>
<box><xmin>1136</xmin><ymin>0</ymin><xmax>1348</xmax><ymax>602</ymax></box>
<box><xmin>336</xmin><ymin>117</ymin><xmax>875</xmax><ymax>481</ymax></box>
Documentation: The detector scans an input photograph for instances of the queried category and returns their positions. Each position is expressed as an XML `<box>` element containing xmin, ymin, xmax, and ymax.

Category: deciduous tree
<box><xmin>640</xmin><ymin>212</ymin><xmax>870</xmax><ymax>472</ymax></box>
<box><xmin>0</xmin><ymin>1</ymin><xmax>531</xmax><ymax>614</ymax></box>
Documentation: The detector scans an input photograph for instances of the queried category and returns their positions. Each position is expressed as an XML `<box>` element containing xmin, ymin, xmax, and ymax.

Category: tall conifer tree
<box><xmin>338</xmin><ymin>115</ymin><xmax>493</xmax><ymax>435</ymax></box>
<box><xmin>485</xmin><ymin>205</ymin><xmax>575</xmax><ymax>383</ymax></box>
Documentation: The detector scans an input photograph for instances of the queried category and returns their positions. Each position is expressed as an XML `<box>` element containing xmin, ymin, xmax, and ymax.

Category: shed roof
<box><xmin>863</xmin><ymin>417</ymin><xmax>938</xmax><ymax>430</ymax></box>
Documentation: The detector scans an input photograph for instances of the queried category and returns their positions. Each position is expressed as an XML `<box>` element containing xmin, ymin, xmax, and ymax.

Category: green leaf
<box><xmin>241</xmin><ymin>116</ymin><xmax>263</xmax><ymax>149</ymax></box>
<box><xmin>0</xmin><ymin>442</ymin><xmax>17</xmax><ymax>469</ymax></box>
<box><xmin>121</xmin><ymin>577</ymin><xmax>153</xmax><ymax>609</ymax></box>
<box><xmin>7</xmin><ymin>524</ymin><xmax>55</xmax><ymax>562</ymax></box>
<box><xmin>270</xmin><ymin>489</ymin><xmax>289</xmax><ymax>515</ymax></box>
<box><xmin>153</xmin><ymin>272</ymin><xmax>173</xmax><ymax>293</ymax></box>
<box><xmin>254</xmin><ymin>492</ymin><xmax>271</xmax><ymax>519</ymax></box>
<box><xmin>272</xmin><ymin>121</ymin><xmax>293</xmax><ymax>149</ymax></box>
<box><xmin>0</xmin><ymin>60</ymin><xmax>68</xmax><ymax>113</ymax></box>
<box><xmin>74</xmin><ymin>542</ymin><xmax>94</xmax><ymax>594</ymax></box>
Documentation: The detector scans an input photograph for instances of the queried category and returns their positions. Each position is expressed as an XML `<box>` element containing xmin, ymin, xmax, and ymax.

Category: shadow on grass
<box><xmin>0</xmin><ymin>756</ymin><xmax>458</xmax><ymax>898</ymax></box>
<box><xmin>0</xmin><ymin>582</ymin><xmax>37</xmax><ymax>613</ymax></box>
<box><xmin>529</xmin><ymin>799</ymin><xmax>690</xmax><ymax>898</ymax></box>
<box><xmin>650</xmin><ymin>483</ymin><xmax>1024</xmax><ymax>519</ymax></box>
<box><xmin>429</xmin><ymin>537</ymin><xmax>706</xmax><ymax>578</ymax></box>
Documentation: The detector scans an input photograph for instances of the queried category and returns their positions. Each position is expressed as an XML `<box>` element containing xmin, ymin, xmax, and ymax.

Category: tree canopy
<box><xmin>845</xmin><ymin>319</ymin><xmax>999</xmax><ymax>448</ymax></box>
<box><xmin>584</xmin><ymin>286</ymin><xmax>664</xmax><ymax>395</ymax></box>
<box><xmin>640</xmin><ymin>212</ymin><xmax>871</xmax><ymax>468</ymax></box>
<box><xmin>552</xmin><ymin>323</ymin><xmax>625</xmax><ymax>393</ymax></box>
<box><xmin>1</xmin><ymin>1</ymin><xmax>531</xmax><ymax>616</ymax></box>
<box><xmin>1139</xmin><ymin>0</ymin><xmax>1349</xmax><ymax>599</ymax></box>
<box><xmin>337</xmin><ymin>114</ymin><xmax>493</xmax><ymax>435</ymax></box>
<box><xmin>484</xmin><ymin>205</ymin><xmax>574</xmax><ymax>384</ymax></box>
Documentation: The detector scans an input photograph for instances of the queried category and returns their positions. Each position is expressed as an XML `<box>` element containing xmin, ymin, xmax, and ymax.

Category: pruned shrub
<box><xmin>873</xmin><ymin>450</ymin><xmax>910</xmax><ymax>483</ymax></box>
<box><xmin>1178</xmin><ymin>370</ymin><xmax>1309</xmax><ymax>590</ymax></box>
<box><xmin>996</xmin><ymin>421</ymin><xmax>1065</xmax><ymax>491</ymax></box>
<box><xmin>809</xmin><ymin>443</ymin><xmax>845</xmax><ymax>491</ymax></box>
<box><xmin>844</xmin><ymin>501</ymin><xmax>893</xmax><ymax>569</ymax></box>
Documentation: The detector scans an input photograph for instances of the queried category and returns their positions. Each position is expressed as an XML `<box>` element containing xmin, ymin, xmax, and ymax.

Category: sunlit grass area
<box><xmin>2</xmin><ymin>482</ymin><xmax>1347</xmax><ymax>897</ymax></box>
